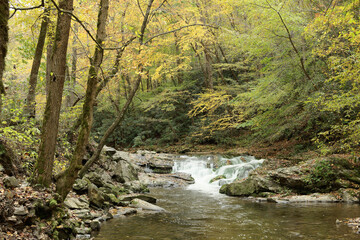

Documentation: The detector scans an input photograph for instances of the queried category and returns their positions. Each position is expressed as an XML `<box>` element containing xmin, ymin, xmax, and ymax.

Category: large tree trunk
<box><xmin>25</xmin><ymin>8</ymin><xmax>49</xmax><ymax>118</ymax></box>
<box><xmin>56</xmin><ymin>0</ymin><xmax>109</xmax><ymax>200</ymax></box>
<box><xmin>33</xmin><ymin>0</ymin><xmax>74</xmax><ymax>187</ymax></box>
<box><xmin>0</xmin><ymin>0</ymin><xmax>9</xmax><ymax>113</ymax></box>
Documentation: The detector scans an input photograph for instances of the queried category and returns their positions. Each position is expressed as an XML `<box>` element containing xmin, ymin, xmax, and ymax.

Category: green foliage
<box><xmin>0</xmin><ymin>98</ymin><xmax>40</xmax><ymax>171</ymax></box>
<box><xmin>306</xmin><ymin>0</ymin><xmax>360</xmax><ymax>153</ymax></box>
<box><xmin>303</xmin><ymin>160</ymin><xmax>336</xmax><ymax>191</ymax></box>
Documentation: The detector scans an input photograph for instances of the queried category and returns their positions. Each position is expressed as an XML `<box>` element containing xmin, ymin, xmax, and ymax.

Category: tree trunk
<box><xmin>203</xmin><ymin>46</ymin><xmax>213</xmax><ymax>89</ymax></box>
<box><xmin>56</xmin><ymin>0</ymin><xmax>109</xmax><ymax>200</ymax></box>
<box><xmin>78</xmin><ymin>76</ymin><xmax>142</xmax><ymax>178</ymax></box>
<box><xmin>33</xmin><ymin>0</ymin><xmax>74</xmax><ymax>187</ymax></box>
<box><xmin>0</xmin><ymin>0</ymin><xmax>9</xmax><ymax>113</ymax></box>
<box><xmin>25</xmin><ymin>8</ymin><xmax>49</xmax><ymax>118</ymax></box>
<box><xmin>65</xmin><ymin>23</ymin><xmax>78</xmax><ymax>108</ymax></box>
<box><xmin>45</xmin><ymin>14</ymin><xmax>55</xmax><ymax>97</ymax></box>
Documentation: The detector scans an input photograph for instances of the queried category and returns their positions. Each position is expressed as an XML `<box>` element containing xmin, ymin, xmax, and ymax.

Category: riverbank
<box><xmin>0</xmin><ymin>148</ymin><xmax>194</xmax><ymax>239</ymax></box>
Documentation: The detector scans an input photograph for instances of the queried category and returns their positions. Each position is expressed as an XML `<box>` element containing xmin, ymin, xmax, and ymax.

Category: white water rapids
<box><xmin>172</xmin><ymin>155</ymin><xmax>264</xmax><ymax>195</ymax></box>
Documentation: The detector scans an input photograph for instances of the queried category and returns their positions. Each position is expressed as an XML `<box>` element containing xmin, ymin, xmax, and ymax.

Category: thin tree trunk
<box><xmin>56</xmin><ymin>0</ymin><xmax>109</xmax><ymax>200</ymax></box>
<box><xmin>78</xmin><ymin>0</ymin><xmax>155</xmax><ymax>178</ymax></box>
<box><xmin>0</xmin><ymin>0</ymin><xmax>9</xmax><ymax>113</ymax></box>
<box><xmin>25</xmin><ymin>8</ymin><xmax>49</xmax><ymax>118</ymax></box>
<box><xmin>78</xmin><ymin>76</ymin><xmax>141</xmax><ymax>178</ymax></box>
<box><xmin>66</xmin><ymin>23</ymin><xmax>78</xmax><ymax>108</ymax></box>
<box><xmin>33</xmin><ymin>0</ymin><xmax>74</xmax><ymax>187</ymax></box>
<box><xmin>174</xmin><ymin>32</ymin><xmax>183</xmax><ymax>85</ymax></box>
<box><xmin>45</xmin><ymin>15</ymin><xmax>55</xmax><ymax>97</ymax></box>
<box><xmin>203</xmin><ymin>46</ymin><xmax>213</xmax><ymax>89</ymax></box>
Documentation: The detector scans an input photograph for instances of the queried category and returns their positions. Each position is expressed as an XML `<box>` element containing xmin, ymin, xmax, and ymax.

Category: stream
<box><xmin>94</xmin><ymin>155</ymin><xmax>360</xmax><ymax>240</ymax></box>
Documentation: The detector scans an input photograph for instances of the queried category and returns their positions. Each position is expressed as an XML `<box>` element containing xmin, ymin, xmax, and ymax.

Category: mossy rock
<box><xmin>209</xmin><ymin>175</ymin><xmax>226</xmax><ymax>183</ymax></box>
<box><xmin>220</xmin><ymin>178</ymin><xmax>260</xmax><ymax>196</ymax></box>
<box><xmin>104</xmin><ymin>193</ymin><xmax>120</xmax><ymax>205</ymax></box>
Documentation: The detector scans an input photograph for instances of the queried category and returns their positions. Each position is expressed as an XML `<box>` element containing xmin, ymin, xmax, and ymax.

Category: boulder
<box><xmin>72</xmin><ymin>209</ymin><xmax>92</xmax><ymax>219</ymax></box>
<box><xmin>73</xmin><ymin>179</ymin><xmax>89</xmax><ymax>194</ymax></box>
<box><xmin>64</xmin><ymin>197</ymin><xmax>89</xmax><ymax>209</ymax></box>
<box><xmin>84</xmin><ymin>172</ymin><xmax>105</xmax><ymax>188</ymax></box>
<box><xmin>104</xmin><ymin>193</ymin><xmax>120</xmax><ymax>205</ymax></box>
<box><xmin>112</xmin><ymin>207</ymin><xmax>137</xmax><ymax>216</ymax></box>
<box><xmin>3</xmin><ymin>176</ymin><xmax>20</xmax><ymax>189</ymax></box>
<box><xmin>220</xmin><ymin>175</ymin><xmax>280</xmax><ymax>196</ymax></box>
<box><xmin>90</xmin><ymin>220</ymin><xmax>101</xmax><ymax>231</ymax></box>
<box><xmin>113</xmin><ymin>160</ymin><xmax>139</xmax><ymax>183</ymax></box>
<box><xmin>14</xmin><ymin>206</ymin><xmax>28</xmax><ymax>216</ymax></box>
<box><xmin>112</xmin><ymin>151</ymin><xmax>135</xmax><ymax>162</ymax></box>
<box><xmin>144</xmin><ymin>157</ymin><xmax>173</xmax><ymax>174</ymax></box>
<box><xmin>338</xmin><ymin>188</ymin><xmax>360</xmax><ymax>203</ymax></box>
<box><xmin>268</xmin><ymin>166</ymin><xmax>307</xmax><ymax>192</ymax></box>
<box><xmin>171</xmin><ymin>172</ymin><xmax>195</xmax><ymax>184</ymax></box>
<box><xmin>102</xmin><ymin>146</ymin><xmax>117</xmax><ymax>156</ymax></box>
<box><xmin>75</xmin><ymin>227</ymin><xmax>91</xmax><ymax>235</ymax></box>
<box><xmin>129</xmin><ymin>198</ymin><xmax>165</xmax><ymax>212</ymax></box>
<box><xmin>125</xmin><ymin>180</ymin><xmax>149</xmax><ymax>193</ymax></box>
<box><xmin>88</xmin><ymin>184</ymin><xmax>105</xmax><ymax>208</ymax></box>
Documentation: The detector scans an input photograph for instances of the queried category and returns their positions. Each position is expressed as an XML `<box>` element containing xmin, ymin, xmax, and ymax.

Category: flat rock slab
<box><xmin>64</xmin><ymin>197</ymin><xmax>89</xmax><ymax>209</ymax></box>
<box><xmin>253</xmin><ymin>193</ymin><xmax>340</xmax><ymax>203</ymax></box>
<box><xmin>129</xmin><ymin>198</ymin><xmax>165</xmax><ymax>212</ymax></box>
<box><xmin>120</xmin><ymin>194</ymin><xmax>157</xmax><ymax>204</ymax></box>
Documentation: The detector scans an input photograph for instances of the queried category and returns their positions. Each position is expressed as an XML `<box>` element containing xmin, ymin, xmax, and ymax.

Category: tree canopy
<box><xmin>1</xmin><ymin>0</ymin><xmax>359</xmax><ymax>198</ymax></box>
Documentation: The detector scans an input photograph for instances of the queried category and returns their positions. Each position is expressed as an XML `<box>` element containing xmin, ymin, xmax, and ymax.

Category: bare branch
<box><xmin>137</xmin><ymin>0</ymin><xmax>145</xmax><ymax>17</ymax></box>
<box><xmin>50</xmin><ymin>0</ymin><xmax>135</xmax><ymax>51</ymax></box>
<box><xmin>265</xmin><ymin>0</ymin><xmax>312</xmax><ymax>81</ymax></box>
<box><xmin>10</xmin><ymin>0</ymin><xmax>44</xmax><ymax>10</ymax></box>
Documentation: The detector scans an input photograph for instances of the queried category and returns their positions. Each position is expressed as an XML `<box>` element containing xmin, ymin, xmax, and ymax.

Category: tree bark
<box><xmin>25</xmin><ymin>8</ymin><xmax>49</xmax><ymax>118</ymax></box>
<box><xmin>203</xmin><ymin>46</ymin><xmax>213</xmax><ymax>89</ymax></box>
<box><xmin>0</xmin><ymin>0</ymin><xmax>9</xmax><ymax>113</ymax></box>
<box><xmin>33</xmin><ymin>0</ymin><xmax>74</xmax><ymax>187</ymax></box>
<box><xmin>65</xmin><ymin>23</ymin><xmax>78</xmax><ymax>108</ymax></box>
<box><xmin>56</xmin><ymin>0</ymin><xmax>109</xmax><ymax>200</ymax></box>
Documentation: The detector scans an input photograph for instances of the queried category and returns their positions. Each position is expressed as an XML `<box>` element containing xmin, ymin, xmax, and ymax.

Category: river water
<box><xmin>95</xmin><ymin>155</ymin><xmax>360</xmax><ymax>240</ymax></box>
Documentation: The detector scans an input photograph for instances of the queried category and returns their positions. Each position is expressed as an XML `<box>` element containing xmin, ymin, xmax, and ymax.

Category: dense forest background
<box><xmin>0</xmin><ymin>0</ymin><xmax>359</xmax><ymax>194</ymax></box>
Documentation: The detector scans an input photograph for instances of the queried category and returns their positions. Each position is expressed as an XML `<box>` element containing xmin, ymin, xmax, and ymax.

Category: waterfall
<box><xmin>172</xmin><ymin>155</ymin><xmax>264</xmax><ymax>195</ymax></box>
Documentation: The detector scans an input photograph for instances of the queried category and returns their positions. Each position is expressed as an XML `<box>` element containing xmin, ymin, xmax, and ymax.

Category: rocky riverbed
<box><xmin>0</xmin><ymin>147</ymin><xmax>194</xmax><ymax>239</ymax></box>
